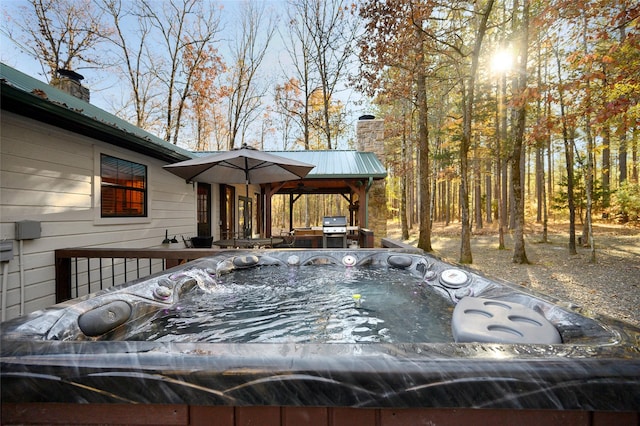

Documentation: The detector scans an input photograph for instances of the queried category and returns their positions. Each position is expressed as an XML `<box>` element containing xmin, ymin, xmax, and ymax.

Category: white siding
<box><xmin>0</xmin><ymin>112</ymin><xmax>200</xmax><ymax>320</ymax></box>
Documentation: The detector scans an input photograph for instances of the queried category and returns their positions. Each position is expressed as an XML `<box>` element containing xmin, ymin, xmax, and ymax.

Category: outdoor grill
<box><xmin>322</xmin><ymin>215</ymin><xmax>347</xmax><ymax>248</ymax></box>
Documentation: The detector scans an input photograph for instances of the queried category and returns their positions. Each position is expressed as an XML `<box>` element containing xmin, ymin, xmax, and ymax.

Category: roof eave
<box><xmin>308</xmin><ymin>173</ymin><xmax>387</xmax><ymax>180</ymax></box>
<box><xmin>1</xmin><ymin>82</ymin><xmax>192</xmax><ymax>163</ymax></box>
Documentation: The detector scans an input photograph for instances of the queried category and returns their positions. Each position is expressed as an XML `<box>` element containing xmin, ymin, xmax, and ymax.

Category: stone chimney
<box><xmin>51</xmin><ymin>69</ymin><xmax>90</xmax><ymax>102</ymax></box>
<box><xmin>356</xmin><ymin>115</ymin><xmax>385</xmax><ymax>163</ymax></box>
<box><xmin>356</xmin><ymin>115</ymin><xmax>387</xmax><ymax>246</ymax></box>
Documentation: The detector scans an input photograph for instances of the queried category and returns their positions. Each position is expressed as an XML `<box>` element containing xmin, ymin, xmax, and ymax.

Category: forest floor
<box><xmin>386</xmin><ymin>219</ymin><xmax>640</xmax><ymax>328</ymax></box>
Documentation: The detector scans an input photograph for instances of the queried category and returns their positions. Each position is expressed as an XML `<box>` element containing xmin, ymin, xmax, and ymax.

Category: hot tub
<box><xmin>2</xmin><ymin>249</ymin><xmax>639</xmax><ymax>424</ymax></box>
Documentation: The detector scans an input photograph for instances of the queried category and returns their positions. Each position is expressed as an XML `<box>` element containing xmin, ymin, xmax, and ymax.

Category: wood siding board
<box><xmin>1</xmin><ymin>188</ymin><xmax>92</xmax><ymax>209</ymax></box>
<box><xmin>0</xmin><ymin>206</ymin><xmax>93</xmax><ymax>222</ymax></box>
<box><xmin>1</xmin><ymin>165</ymin><xmax>92</xmax><ymax>192</ymax></box>
<box><xmin>1</xmin><ymin>152</ymin><xmax>93</xmax><ymax>182</ymax></box>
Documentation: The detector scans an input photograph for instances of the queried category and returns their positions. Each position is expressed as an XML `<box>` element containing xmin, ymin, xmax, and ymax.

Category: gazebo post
<box><xmin>289</xmin><ymin>193</ymin><xmax>294</xmax><ymax>233</ymax></box>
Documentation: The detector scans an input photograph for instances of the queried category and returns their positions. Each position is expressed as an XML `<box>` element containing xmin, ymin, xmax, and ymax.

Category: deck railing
<box><xmin>54</xmin><ymin>229</ymin><xmax>375</xmax><ymax>303</ymax></box>
<box><xmin>54</xmin><ymin>248</ymin><xmax>221</xmax><ymax>303</ymax></box>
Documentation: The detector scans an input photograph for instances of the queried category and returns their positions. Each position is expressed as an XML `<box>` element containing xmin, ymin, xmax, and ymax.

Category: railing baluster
<box><xmin>87</xmin><ymin>258</ymin><xmax>91</xmax><ymax>295</ymax></box>
<box><xmin>74</xmin><ymin>258</ymin><xmax>78</xmax><ymax>298</ymax></box>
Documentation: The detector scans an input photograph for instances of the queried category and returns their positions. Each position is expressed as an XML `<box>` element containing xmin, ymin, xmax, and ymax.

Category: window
<box><xmin>100</xmin><ymin>154</ymin><xmax>147</xmax><ymax>217</ymax></box>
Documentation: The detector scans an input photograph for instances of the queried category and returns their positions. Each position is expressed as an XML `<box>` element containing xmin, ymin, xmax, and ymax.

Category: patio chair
<box><xmin>190</xmin><ymin>236</ymin><xmax>213</xmax><ymax>248</ymax></box>
<box><xmin>181</xmin><ymin>235</ymin><xmax>193</xmax><ymax>248</ymax></box>
<box><xmin>273</xmin><ymin>231</ymin><xmax>296</xmax><ymax>248</ymax></box>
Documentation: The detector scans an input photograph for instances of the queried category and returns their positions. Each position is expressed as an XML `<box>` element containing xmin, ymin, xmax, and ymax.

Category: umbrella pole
<box><xmin>245</xmin><ymin>178</ymin><xmax>250</xmax><ymax>238</ymax></box>
<box><xmin>245</xmin><ymin>157</ymin><xmax>250</xmax><ymax>237</ymax></box>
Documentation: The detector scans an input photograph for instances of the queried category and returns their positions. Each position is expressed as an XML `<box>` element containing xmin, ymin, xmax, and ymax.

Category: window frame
<box><xmin>96</xmin><ymin>152</ymin><xmax>149</xmax><ymax>220</ymax></box>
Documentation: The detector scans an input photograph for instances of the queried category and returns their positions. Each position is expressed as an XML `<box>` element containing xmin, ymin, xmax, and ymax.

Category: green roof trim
<box><xmin>0</xmin><ymin>63</ymin><xmax>193</xmax><ymax>163</ymax></box>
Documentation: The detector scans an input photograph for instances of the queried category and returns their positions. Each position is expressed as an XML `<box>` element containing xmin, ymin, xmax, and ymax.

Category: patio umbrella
<box><xmin>163</xmin><ymin>144</ymin><xmax>315</xmax><ymax>200</ymax></box>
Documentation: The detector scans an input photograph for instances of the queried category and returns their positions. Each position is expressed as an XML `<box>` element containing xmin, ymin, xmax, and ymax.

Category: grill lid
<box><xmin>322</xmin><ymin>216</ymin><xmax>347</xmax><ymax>227</ymax></box>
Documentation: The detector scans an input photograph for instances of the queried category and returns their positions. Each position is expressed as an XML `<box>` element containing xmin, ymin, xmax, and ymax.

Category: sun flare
<box><xmin>491</xmin><ymin>48</ymin><xmax>513</xmax><ymax>74</ymax></box>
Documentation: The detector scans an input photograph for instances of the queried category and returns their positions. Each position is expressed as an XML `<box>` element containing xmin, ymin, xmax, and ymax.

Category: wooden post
<box><xmin>54</xmin><ymin>250</ymin><xmax>72</xmax><ymax>303</ymax></box>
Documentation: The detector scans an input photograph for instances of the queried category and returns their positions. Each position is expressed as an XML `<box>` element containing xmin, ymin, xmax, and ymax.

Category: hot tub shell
<box><xmin>2</xmin><ymin>249</ymin><xmax>639</xmax><ymax>423</ymax></box>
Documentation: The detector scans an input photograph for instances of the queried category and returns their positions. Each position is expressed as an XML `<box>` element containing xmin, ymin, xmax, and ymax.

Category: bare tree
<box><xmin>290</xmin><ymin>0</ymin><xmax>359</xmax><ymax>150</ymax></box>
<box><xmin>281</xmin><ymin>2</ymin><xmax>320</xmax><ymax>150</ymax></box>
<box><xmin>3</xmin><ymin>0</ymin><xmax>111</xmax><ymax>80</ymax></box>
<box><xmin>274</xmin><ymin>78</ymin><xmax>303</xmax><ymax>150</ymax></box>
<box><xmin>224</xmin><ymin>1</ymin><xmax>275</xmax><ymax>150</ymax></box>
<box><xmin>139</xmin><ymin>0</ymin><xmax>221</xmax><ymax>145</ymax></box>
<box><xmin>100</xmin><ymin>0</ymin><xmax>161</xmax><ymax>130</ymax></box>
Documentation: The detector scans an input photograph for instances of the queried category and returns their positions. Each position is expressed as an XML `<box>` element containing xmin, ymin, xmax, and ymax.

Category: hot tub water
<box><xmin>123</xmin><ymin>265</ymin><xmax>454</xmax><ymax>343</ymax></box>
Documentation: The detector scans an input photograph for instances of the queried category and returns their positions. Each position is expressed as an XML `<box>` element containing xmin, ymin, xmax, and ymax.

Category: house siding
<box><xmin>0</xmin><ymin>111</ymin><xmax>198</xmax><ymax>321</ymax></box>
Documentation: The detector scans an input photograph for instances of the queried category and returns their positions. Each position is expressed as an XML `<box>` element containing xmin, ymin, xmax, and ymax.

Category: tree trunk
<box><xmin>581</xmin><ymin>12</ymin><xmax>596</xmax><ymax>263</ymax></box>
<box><xmin>542</xmin><ymin>143</ymin><xmax>549</xmax><ymax>243</ymax></box>
<box><xmin>401</xmin><ymin>123</ymin><xmax>409</xmax><ymax>240</ymax></box>
<box><xmin>498</xmin><ymin>72</ymin><xmax>508</xmax><ymax>250</ymax></box>
<box><xmin>632</xmin><ymin>126</ymin><xmax>638</xmax><ymax>183</ymax></box>
<box><xmin>458</xmin><ymin>0</ymin><xmax>495</xmax><ymax>263</ymax></box>
<box><xmin>474</xmin><ymin>137</ymin><xmax>483</xmax><ymax>230</ymax></box>
<box><xmin>485</xmin><ymin>169</ymin><xmax>492</xmax><ymax>224</ymax></box>
<box><xmin>459</xmin><ymin>79</ymin><xmax>473</xmax><ymax>263</ymax></box>
<box><xmin>446</xmin><ymin>179</ymin><xmax>451</xmax><ymax>226</ymax></box>
<box><xmin>417</xmin><ymin>66</ymin><xmax>432</xmax><ymax>252</ymax></box>
<box><xmin>619</xmin><ymin>26</ymin><xmax>629</xmax><ymax>185</ymax></box>
<box><xmin>620</xmin><ymin>120</ymin><xmax>628</xmax><ymax>184</ymax></box>
<box><xmin>602</xmin><ymin>126</ymin><xmax>611</xmax><ymax>208</ymax></box>
<box><xmin>536</xmin><ymin>147</ymin><xmax>543</xmax><ymax>223</ymax></box>
<box><xmin>555</xmin><ymin>47</ymin><xmax>577</xmax><ymax>255</ymax></box>
<box><xmin>511</xmin><ymin>0</ymin><xmax>529</xmax><ymax>264</ymax></box>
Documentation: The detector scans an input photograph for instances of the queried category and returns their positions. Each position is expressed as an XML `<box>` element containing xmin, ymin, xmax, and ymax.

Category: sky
<box><xmin>0</xmin><ymin>0</ymin><xmax>368</xmax><ymax>151</ymax></box>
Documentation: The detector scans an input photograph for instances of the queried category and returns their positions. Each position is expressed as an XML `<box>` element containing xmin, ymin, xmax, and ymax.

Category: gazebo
<box><xmin>259</xmin><ymin>150</ymin><xmax>387</xmax><ymax>238</ymax></box>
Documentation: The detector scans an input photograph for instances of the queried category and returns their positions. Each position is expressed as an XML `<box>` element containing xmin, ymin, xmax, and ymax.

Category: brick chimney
<box><xmin>51</xmin><ymin>69</ymin><xmax>90</xmax><ymax>102</ymax></box>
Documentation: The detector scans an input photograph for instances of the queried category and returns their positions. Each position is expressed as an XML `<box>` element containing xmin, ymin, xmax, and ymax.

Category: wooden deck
<box><xmin>3</xmin><ymin>403</ymin><xmax>635</xmax><ymax>425</ymax></box>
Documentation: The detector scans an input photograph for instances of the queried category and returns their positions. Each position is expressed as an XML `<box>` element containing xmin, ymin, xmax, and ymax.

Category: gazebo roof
<box><xmin>265</xmin><ymin>150</ymin><xmax>387</xmax><ymax>180</ymax></box>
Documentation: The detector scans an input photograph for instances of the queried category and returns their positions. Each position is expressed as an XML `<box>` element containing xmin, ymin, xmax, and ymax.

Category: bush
<box><xmin>611</xmin><ymin>181</ymin><xmax>640</xmax><ymax>222</ymax></box>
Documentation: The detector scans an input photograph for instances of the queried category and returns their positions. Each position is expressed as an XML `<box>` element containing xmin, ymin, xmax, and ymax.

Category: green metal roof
<box><xmin>267</xmin><ymin>150</ymin><xmax>386</xmax><ymax>179</ymax></box>
<box><xmin>195</xmin><ymin>150</ymin><xmax>387</xmax><ymax>180</ymax></box>
<box><xmin>0</xmin><ymin>63</ymin><xmax>193</xmax><ymax>163</ymax></box>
